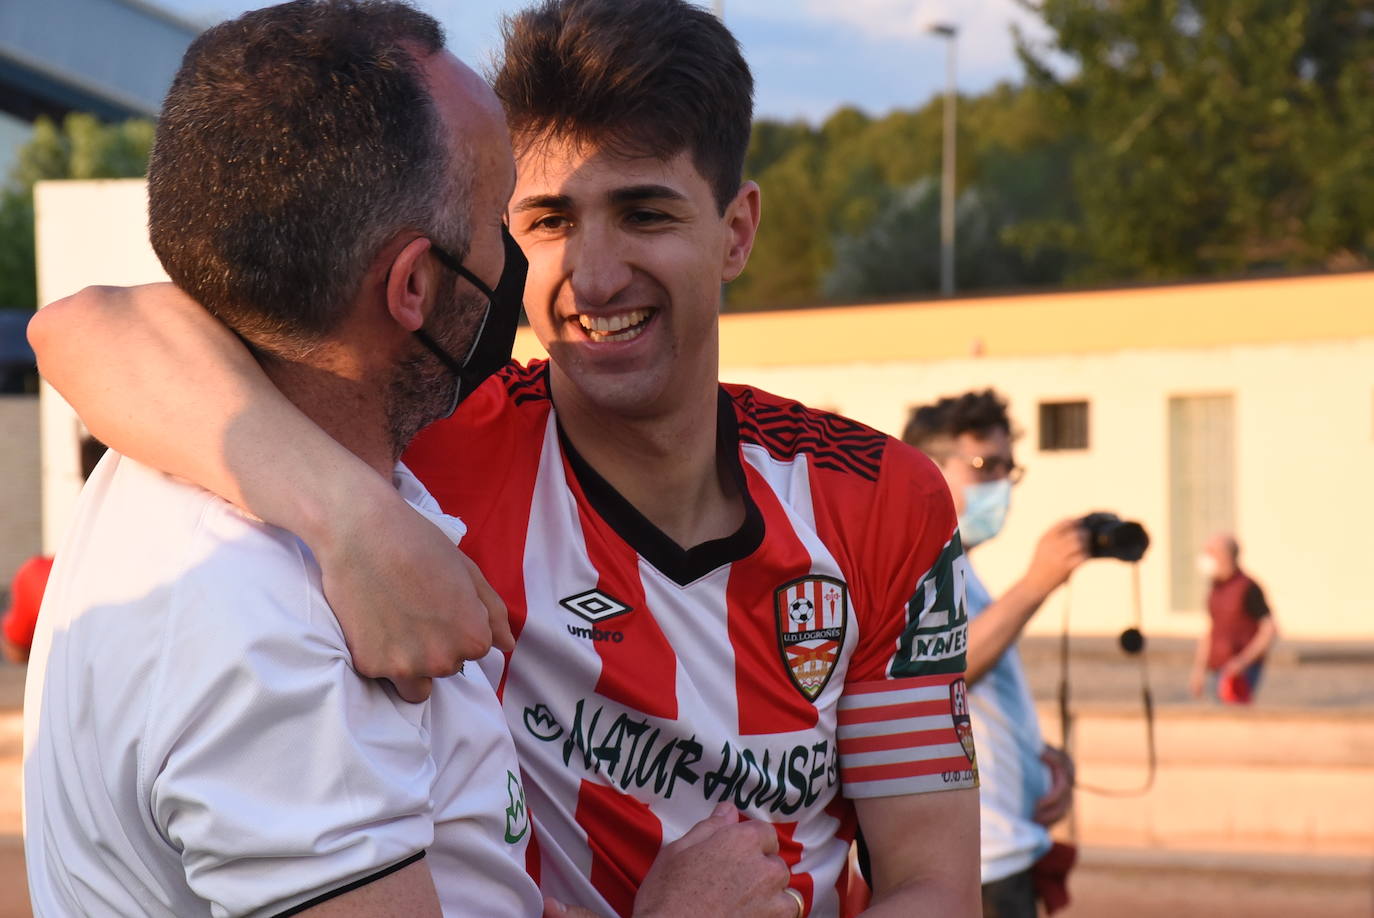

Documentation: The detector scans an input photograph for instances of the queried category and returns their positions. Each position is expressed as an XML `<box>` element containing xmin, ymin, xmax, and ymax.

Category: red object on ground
<box><xmin>1218</xmin><ymin>672</ymin><xmax>1253</xmax><ymax>704</ymax></box>
<box><xmin>3</xmin><ymin>555</ymin><xmax>54</xmax><ymax>655</ymax></box>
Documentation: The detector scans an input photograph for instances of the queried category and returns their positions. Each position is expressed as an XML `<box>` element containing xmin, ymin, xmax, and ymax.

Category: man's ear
<box><xmin>721</xmin><ymin>180</ymin><xmax>761</xmax><ymax>284</ymax></box>
<box><xmin>385</xmin><ymin>236</ymin><xmax>438</xmax><ymax>332</ymax></box>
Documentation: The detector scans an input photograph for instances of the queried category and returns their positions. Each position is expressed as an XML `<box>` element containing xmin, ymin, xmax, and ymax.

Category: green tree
<box><xmin>0</xmin><ymin>113</ymin><xmax>154</xmax><ymax>311</ymax></box>
<box><xmin>729</xmin><ymin>137</ymin><xmax>829</xmax><ymax>309</ymax></box>
<box><xmin>732</xmin><ymin>83</ymin><xmax>1082</xmax><ymax>309</ymax></box>
<box><xmin>1017</xmin><ymin>0</ymin><xmax>1374</xmax><ymax>281</ymax></box>
<box><xmin>824</xmin><ymin>141</ymin><xmax>1081</xmax><ymax>301</ymax></box>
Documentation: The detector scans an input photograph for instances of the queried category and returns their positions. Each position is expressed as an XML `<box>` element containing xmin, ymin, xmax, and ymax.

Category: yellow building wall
<box><xmin>515</xmin><ymin>271</ymin><xmax>1374</xmax><ymax>367</ymax></box>
<box><xmin>38</xmin><ymin>180</ymin><xmax>1373</xmax><ymax>641</ymax></box>
<box><xmin>517</xmin><ymin>274</ymin><xmax>1374</xmax><ymax>642</ymax></box>
<box><xmin>723</xmin><ymin>338</ymin><xmax>1374</xmax><ymax>642</ymax></box>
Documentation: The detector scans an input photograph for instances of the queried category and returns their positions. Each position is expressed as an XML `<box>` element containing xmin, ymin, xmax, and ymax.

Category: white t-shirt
<box><xmin>22</xmin><ymin>455</ymin><xmax>541</xmax><ymax>918</ymax></box>
<box><xmin>964</xmin><ymin>565</ymin><xmax>1052</xmax><ymax>883</ymax></box>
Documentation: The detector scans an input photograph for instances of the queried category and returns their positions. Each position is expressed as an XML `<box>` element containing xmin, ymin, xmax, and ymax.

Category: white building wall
<box><xmin>32</xmin><ymin>179</ymin><xmax>1373</xmax><ymax>642</ymax></box>
<box><xmin>724</xmin><ymin>336</ymin><xmax>1374</xmax><ymax>642</ymax></box>
<box><xmin>34</xmin><ymin>179</ymin><xmax>167</xmax><ymax>553</ymax></box>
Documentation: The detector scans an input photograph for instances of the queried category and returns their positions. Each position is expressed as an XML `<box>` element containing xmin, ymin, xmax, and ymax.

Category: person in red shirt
<box><xmin>2</xmin><ymin>436</ymin><xmax>106</xmax><ymax>662</ymax></box>
<box><xmin>1188</xmin><ymin>533</ymin><xmax>1277</xmax><ymax>704</ymax></box>
<box><xmin>2</xmin><ymin>556</ymin><xmax>54</xmax><ymax>663</ymax></box>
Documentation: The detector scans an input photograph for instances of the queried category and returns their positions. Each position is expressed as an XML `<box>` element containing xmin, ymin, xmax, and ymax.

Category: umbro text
<box><xmin>566</xmin><ymin>624</ymin><xmax>625</xmax><ymax>643</ymax></box>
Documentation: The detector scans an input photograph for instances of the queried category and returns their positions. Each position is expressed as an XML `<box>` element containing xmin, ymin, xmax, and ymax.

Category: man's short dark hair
<box><xmin>148</xmin><ymin>0</ymin><xmax>465</xmax><ymax>355</ymax></box>
<box><xmin>494</xmin><ymin>0</ymin><xmax>754</xmax><ymax>213</ymax></box>
<box><xmin>903</xmin><ymin>389</ymin><xmax>1013</xmax><ymax>460</ymax></box>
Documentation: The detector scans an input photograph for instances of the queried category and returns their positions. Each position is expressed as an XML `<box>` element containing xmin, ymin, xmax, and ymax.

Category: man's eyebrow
<box><xmin>610</xmin><ymin>184</ymin><xmax>688</xmax><ymax>205</ymax></box>
<box><xmin>511</xmin><ymin>193</ymin><xmax>571</xmax><ymax>213</ymax></box>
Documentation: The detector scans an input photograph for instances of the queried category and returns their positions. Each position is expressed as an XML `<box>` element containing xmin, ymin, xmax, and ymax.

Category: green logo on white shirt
<box><xmin>504</xmin><ymin>771</ymin><xmax>528</xmax><ymax>844</ymax></box>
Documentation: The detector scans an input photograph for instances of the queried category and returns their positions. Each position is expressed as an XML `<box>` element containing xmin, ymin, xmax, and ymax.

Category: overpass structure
<box><xmin>0</xmin><ymin>0</ymin><xmax>199</xmax><ymax>124</ymax></box>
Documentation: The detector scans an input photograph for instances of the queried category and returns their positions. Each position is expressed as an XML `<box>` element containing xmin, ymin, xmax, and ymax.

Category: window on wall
<box><xmin>1169</xmin><ymin>395</ymin><xmax>1236</xmax><ymax>612</ymax></box>
<box><xmin>1038</xmin><ymin>401</ymin><xmax>1089</xmax><ymax>451</ymax></box>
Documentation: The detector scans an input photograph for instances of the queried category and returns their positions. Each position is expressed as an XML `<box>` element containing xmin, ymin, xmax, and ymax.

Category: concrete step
<box><xmin>1021</xmin><ymin>635</ymin><xmax>1374</xmax><ymax>711</ymax></box>
<box><xmin>1038</xmin><ymin>704</ymin><xmax>1374</xmax><ymax>855</ymax></box>
<box><xmin>1061</xmin><ymin>845</ymin><xmax>1374</xmax><ymax>918</ymax></box>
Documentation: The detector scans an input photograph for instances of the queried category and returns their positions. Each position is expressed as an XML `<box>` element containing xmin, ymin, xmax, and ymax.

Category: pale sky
<box><xmin>155</xmin><ymin>0</ymin><xmax>1050</xmax><ymax>123</ymax></box>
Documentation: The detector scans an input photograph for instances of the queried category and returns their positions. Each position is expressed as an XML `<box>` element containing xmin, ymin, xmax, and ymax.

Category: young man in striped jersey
<box><xmin>30</xmin><ymin>1</ymin><xmax>980</xmax><ymax>915</ymax></box>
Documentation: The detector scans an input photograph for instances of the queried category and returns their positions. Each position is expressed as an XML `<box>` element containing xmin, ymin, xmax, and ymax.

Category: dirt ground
<box><xmin>1</xmin><ymin>643</ymin><xmax>1370</xmax><ymax>916</ymax></box>
<box><xmin>1019</xmin><ymin>635</ymin><xmax>1374</xmax><ymax>712</ymax></box>
<box><xmin>1064</xmin><ymin>857</ymin><xmax>1374</xmax><ymax>918</ymax></box>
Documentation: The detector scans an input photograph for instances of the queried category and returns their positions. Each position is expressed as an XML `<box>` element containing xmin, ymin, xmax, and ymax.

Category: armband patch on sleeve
<box><xmin>836</xmin><ymin>674</ymin><xmax>979</xmax><ymax>798</ymax></box>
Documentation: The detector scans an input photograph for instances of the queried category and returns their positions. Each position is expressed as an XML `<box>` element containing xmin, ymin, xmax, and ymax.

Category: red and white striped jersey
<box><xmin>404</xmin><ymin>362</ymin><xmax>976</xmax><ymax>918</ymax></box>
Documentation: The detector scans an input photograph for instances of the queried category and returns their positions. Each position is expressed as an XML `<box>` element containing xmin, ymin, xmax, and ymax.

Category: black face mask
<box><xmin>414</xmin><ymin>225</ymin><xmax>528</xmax><ymax>415</ymax></box>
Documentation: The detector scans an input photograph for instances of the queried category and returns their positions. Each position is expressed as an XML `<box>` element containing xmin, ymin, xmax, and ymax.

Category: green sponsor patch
<box><xmin>504</xmin><ymin>771</ymin><xmax>529</xmax><ymax>844</ymax></box>
<box><xmin>893</xmin><ymin>530</ymin><xmax>970</xmax><ymax>677</ymax></box>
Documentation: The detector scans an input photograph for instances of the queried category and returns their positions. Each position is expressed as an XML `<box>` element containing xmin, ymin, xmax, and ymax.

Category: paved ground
<box><xmin>1064</xmin><ymin>848</ymin><xmax>1374</xmax><ymax>918</ymax></box>
<box><xmin>0</xmin><ymin>837</ymin><xmax>25</xmax><ymax>918</ymax></box>
<box><xmin>0</xmin><ymin>643</ymin><xmax>1370</xmax><ymax>916</ymax></box>
<box><xmin>1021</xmin><ymin>637</ymin><xmax>1374</xmax><ymax>916</ymax></box>
<box><xmin>1020</xmin><ymin>635</ymin><xmax>1374</xmax><ymax>712</ymax></box>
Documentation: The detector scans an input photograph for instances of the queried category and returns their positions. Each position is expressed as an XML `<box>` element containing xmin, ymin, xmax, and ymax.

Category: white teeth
<box><xmin>576</xmin><ymin>308</ymin><xmax>652</xmax><ymax>341</ymax></box>
<box><xmin>586</xmin><ymin>324</ymin><xmax>647</xmax><ymax>343</ymax></box>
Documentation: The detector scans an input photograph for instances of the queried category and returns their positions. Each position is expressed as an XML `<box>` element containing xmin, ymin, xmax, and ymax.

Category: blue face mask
<box><xmin>959</xmin><ymin>478</ymin><xmax>1012</xmax><ymax>548</ymax></box>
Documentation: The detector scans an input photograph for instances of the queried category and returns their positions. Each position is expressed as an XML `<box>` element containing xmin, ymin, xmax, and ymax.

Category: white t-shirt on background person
<box><xmin>963</xmin><ymin>565</ymin><xmax>1052</xmax><ymax>884</ymax></box>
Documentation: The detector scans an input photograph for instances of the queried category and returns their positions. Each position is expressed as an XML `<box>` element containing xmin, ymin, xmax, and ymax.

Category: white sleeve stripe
<box><xmin>837</xmin><ymin>684</ymin><xmax>949</xmax><ymax>710</ymax></box>
<box><xmin>840</xmin><ymin>743</ymin><xmax>969</xmax><ymax>768</ymax></box>
<box><xmin>835</xmin><ymin>713</ymin><xmax>954</xmax><ymax>738</ymax></box>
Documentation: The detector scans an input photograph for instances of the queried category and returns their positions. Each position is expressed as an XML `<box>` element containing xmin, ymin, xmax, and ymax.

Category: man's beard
<box><xmin>384</xmin><ymin>276</ymin><xmax>487</xmax><ymax>459</ymax></box>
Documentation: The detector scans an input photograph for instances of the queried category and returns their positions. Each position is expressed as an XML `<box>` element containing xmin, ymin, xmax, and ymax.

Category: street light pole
<box><xmin>929</xmin><ymin>23</ymin><xmax>958</xmax><ymax>297</ymax></box>
<box><xmin>713</xmin><ymin>0</ymin><xmax>723</xmax><ymax>20</ymax></box>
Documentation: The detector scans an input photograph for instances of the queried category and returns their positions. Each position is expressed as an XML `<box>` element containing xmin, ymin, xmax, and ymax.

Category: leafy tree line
<box><xmin>730</xmin><ymin>0</ymin><xmax>1374</xmax><ymax>310</ymax></box>
<box><xmin>1</xmin><ymin>0</ymin><xmax>1370</xmax><ymax>313</ymax></box>
<box><xmin>0</xmin><ymin>114</ymin><xmax>154</xmax><ymax>312</ymax></box>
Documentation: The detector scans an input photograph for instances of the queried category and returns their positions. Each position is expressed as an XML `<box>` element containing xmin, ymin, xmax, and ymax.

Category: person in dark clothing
<box><xmin>1189</xmin><ymin>533</ymin><xmax>1278</xmax><ymax>704</ymax></box>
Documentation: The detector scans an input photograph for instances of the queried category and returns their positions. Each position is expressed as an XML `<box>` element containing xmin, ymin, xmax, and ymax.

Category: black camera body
<box><xmin>1079</xmin><ymin>512</ymin><xmax>1150</xmax><ymax>562</ymax></box>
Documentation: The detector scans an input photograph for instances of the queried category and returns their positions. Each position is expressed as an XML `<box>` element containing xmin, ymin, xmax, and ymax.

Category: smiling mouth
<box><xmin>574</xmin><ymin>308</ymin><xmax>655</xmax><ymax>343</ymax></box>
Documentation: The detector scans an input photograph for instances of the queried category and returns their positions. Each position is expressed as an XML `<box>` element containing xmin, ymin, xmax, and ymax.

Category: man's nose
<box><xmin>566</xmin><ymin>226</ymin><xmax>633</xmax><ymax>309</ymax></box>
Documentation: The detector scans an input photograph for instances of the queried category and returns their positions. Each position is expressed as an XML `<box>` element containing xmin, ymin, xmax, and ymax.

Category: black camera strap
<box><xmin>1058</xmin><ymin>564</ymin><xmax>1158</xmax><ymax>797</ymax></box>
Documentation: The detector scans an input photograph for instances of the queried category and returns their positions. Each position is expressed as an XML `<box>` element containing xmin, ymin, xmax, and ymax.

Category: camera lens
<box><xmin>1079</xmin><ymin>513</ymin><xmax>1150</xmax><ymax>562</ymax></box>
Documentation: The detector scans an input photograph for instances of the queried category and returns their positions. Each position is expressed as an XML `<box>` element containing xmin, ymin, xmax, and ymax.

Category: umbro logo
<box><xmin>559</xmin><ymin>589</ymin><xmax>632</xmax><ymax>624</ymax></box>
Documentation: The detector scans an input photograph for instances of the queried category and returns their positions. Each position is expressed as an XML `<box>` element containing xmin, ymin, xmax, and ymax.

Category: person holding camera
<box><xmin>904</xmin><ymin>390</ymin><xmax>1083</xmax><ymax>918</ymax></box>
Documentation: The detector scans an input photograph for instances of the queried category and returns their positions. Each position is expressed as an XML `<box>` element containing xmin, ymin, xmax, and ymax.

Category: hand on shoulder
<box><xmin>317</xmin><ymin>476</ymin><xmax>514</xmax><ymax>702</ymax></box>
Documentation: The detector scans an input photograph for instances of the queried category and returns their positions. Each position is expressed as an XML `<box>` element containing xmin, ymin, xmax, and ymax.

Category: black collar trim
<box><xmin>557</xmin><ymin>388</ymin><xmax>765</xmax><ymax>587</ymax></box>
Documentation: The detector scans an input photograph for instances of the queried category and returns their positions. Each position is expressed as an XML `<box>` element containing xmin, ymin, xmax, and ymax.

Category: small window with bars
<box><xmin>1039</xmin><ymin>401</ymin><xmax>1089</xmax><ymax>451</ymax></box>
